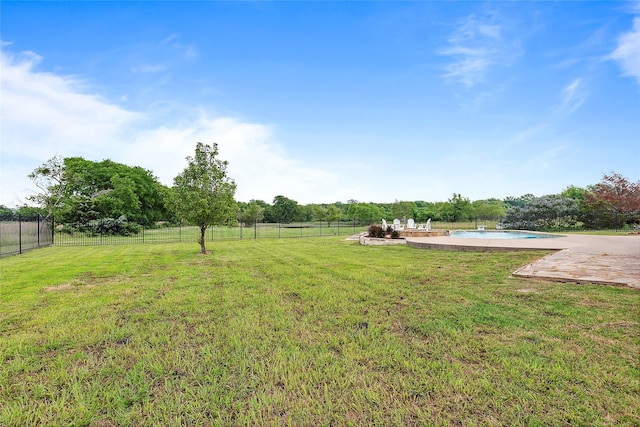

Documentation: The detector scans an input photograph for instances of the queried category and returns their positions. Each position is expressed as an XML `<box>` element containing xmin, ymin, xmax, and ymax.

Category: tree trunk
<box><xmin>200</xmin><ymin>225</ymin><xmax>207</xmax><ymax>254</ymax></box>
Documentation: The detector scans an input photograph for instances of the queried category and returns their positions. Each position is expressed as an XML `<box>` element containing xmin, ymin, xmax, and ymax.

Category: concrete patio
<box><xmin>406</xmin><ymin>233</ymin><xmax>640</xmax><ymax>289</ymax></box>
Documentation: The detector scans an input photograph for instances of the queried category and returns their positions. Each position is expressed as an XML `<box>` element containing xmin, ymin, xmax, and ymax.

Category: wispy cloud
<box><xmin>559</xmin><ymin>78</ymin><xmax>588</xmax><ymax>115</ymax></box>
<box><xmin>162</xmin><ymin>33</ymin><xmax>199</xmax><ymax>60</ymax></box>
<box><xmin>131</xmin><ymin>63</ymin><xmax>168</xmax><ymax>73</ymax></box>
<box><xmin>439</xmin><ymin>13</ymin><xmax>517</xmax><ymax>87</ymax></box>
<box><xmin>609</xmin><ymin>16</ymin><xmax>640</xmax><ymax>84</ymax></box>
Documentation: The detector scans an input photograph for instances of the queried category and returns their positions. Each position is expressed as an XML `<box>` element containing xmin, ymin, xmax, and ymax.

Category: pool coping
<box><xmin>405</xmin><ymin>233</ymin><xmax>640</xmax><ymax>289</ymax></box>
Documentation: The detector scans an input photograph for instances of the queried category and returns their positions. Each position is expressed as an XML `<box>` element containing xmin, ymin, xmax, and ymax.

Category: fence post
<box><xmin>37</xmin><ymin>214</ymin><xmax>41</xmax><ymax>247</ymax></box>
<box><xmin>278</xmin><ymin>223</ymin><xmax>281</xmax><ymax>239</ymax></box>
<box><xmin>19</xmin><ymin>214</ymin><xmax>22</xmax><ymax>254</ymax></box>
<box><xmin>254</xmin><ymin>221</ymin><xmax>257</xmax><ymax>240</ymax></box>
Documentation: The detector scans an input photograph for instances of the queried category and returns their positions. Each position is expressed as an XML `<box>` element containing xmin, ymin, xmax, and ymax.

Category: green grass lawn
<box><xmin>1</xmin><ymin>238</ymin><xmax>638</xmax><ymax>426</ymax></box>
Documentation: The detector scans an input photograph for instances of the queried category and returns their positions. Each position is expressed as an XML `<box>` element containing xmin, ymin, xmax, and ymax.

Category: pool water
<box><xmin>450</xmin><ymin>230</ymin><xmax>557</xmax><ymax>239</ymax></box>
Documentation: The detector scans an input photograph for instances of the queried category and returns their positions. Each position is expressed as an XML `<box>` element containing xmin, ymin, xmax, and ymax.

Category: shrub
<box><xmin>367</xmin><ymin>224</ymin><xmax>386</xmax><ymax>238</ymax></box>
<box><xmin>77</xmin><ymin>216</ymin><xmax>141</xmax><ymax>236</ymax></box>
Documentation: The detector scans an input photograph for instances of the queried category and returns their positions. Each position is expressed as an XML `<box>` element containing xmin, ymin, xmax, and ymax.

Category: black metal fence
<box><xmin>53</xmin><ymin>220</ymin><xmax>371</xmax><ymax>246</ymax></box>
<box><xmin>2</xmin><ymin>214</ymin><xmax>635</xmax><ymax>255</ymax></box>
<box><xmin>0</xmin><ymin>215</ymin><xmax>54</xmax><ymax>258</ymax></box>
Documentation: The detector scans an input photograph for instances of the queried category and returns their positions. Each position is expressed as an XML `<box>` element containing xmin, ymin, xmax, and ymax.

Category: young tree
<box><xmin>170</xmin><ymin>143</ymin><xmax>237</xmax><ymax>254</ymax></box>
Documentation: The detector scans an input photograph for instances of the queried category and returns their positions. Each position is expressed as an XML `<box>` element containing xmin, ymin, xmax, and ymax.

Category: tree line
<box><xmin>3</xmin><ymin>144</ymin><xmax>639</xmax><ymax>251</ymax></box>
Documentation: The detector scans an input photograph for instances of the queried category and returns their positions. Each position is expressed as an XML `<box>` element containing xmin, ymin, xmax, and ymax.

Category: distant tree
<box><xmin>504</xmin><ymin>194</ymin><xmax>536</xmax><ymax>209</ymax></box>
<box><xmin>170</xmin><ymin>142</ymin><xmax>237</xmax><ymax>254</ymax></box>
<box><xmin>346</xmin><ymin>203</ymin><xmax>384</xmax><ymax>224</ymax></box>
<box><xmin>585</xmin><ymin>172</ymin><xmax>640</xmax><ymax>228</ymax></box>
<box><xmin>241</xmin><ymin>201</ymin><xmax>265</xmax><ymax>226</ymax></box>
<box><xmin>325</xmin><ymin>205</ymin><xmax>343</xmax><ymax>226</ymax></box>
<box><xmin>310</xmin><ymin>204</ymin><xmax>328</xmax><ymax>222</ymax></box>
<box><xmin>447</xmin><ymin>193</ymin><xmax>474</xmax><ymax>222</ymax></box>
<box><xmin>0</xmin><ymin>205</ymin><xmax>15</xmax><ymax>220</ymax></box>
<box><xmin>411</xmin><ymin>202</ymin><xmax>441</xmax><ymax>222</ymax></box>
<box><xmin>16</xmin><ymin>205</ymin><xmax>47</xmax><ymax>218</ymax></box>
<box><xmin>504</xmin><ymin>195</ymin><xmax>579</xmax><ymax>230</ymax></box>
<box><xmin>271</xmin><ymin>195</ymin><xmax>300</xmax><ymax>223</ymax></box>
<box><xmin>472</xmin><ymin>199</ymin><xmax>506</xmax><ymax>221</ymax></box>
<box><xmin>561</xmin><ymin>185</ymin><xmax>586</xmax><ymax>202</ymax></box>
<box><xmin>560</xmin><ymin>186</ymin><xmax>590</xmax><ymax>225</ymax></box>
<box><xmin>391</xmin><ymin>200</ymin><xmax>415</xmax><ymax>221</ymax></box>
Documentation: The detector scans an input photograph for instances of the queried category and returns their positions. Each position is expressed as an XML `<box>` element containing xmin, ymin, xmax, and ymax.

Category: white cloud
<box><xmin>610</xmin><ymin>16</ymin><xmax>640</xmax><ymax>84</ymax></box>
<box><xmin>1</xmin><ymin>49</ymin><xmax>141</xmax><ymax>160</ymax></box>
<box><xmin>439</xmin><ymin>13</ymin><xmax>515</xmax><ymax>87</ymax></box>
<box><xmin>126</xmin><ymin>115</ymin><xmax>348</xmax><ymax>204</ymax></box>
<box><xmin>0</xmin><ymin>47</ymin><xmax>349</xmax><ymax>207</ymax></box>
<box><xmin>162</xmin><ymin>33</ymin><xmax>199</xmax><ymax>60</ymax></box>
<box><xmin>131</xmin><ymin>63</ymin><xmax>168</xmax><ymax>73</ymax></box>
<box><xmin>559</xmin><ymin>78</ymin><xmax>588</xmax><ymax>115</ymax></box>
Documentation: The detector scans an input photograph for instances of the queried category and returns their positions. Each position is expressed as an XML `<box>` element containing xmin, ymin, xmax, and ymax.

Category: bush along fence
<box><xmin>0</xmin><ymin>215</ymin><xmax>54</xmax><ymax>258</ymax></box>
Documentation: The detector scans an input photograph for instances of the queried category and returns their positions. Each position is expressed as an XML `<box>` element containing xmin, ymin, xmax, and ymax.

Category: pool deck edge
<box><xmin>405</xmin><ymin>233</ymin><xmax>640</xmax><ymax>289</ymax></box>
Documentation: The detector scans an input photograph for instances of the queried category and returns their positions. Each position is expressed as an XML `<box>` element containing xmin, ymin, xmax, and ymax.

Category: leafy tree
<box><xmin>0</xmin><ymin>205</ymin><xmax>16</xmax><ymax>220</ymax></box>
<box><xmin>472</xmin><ymin>199</ymin><xmax>506</xmax><ymax>221</ymax></box>
<box><xmin>346</xmin><ymin>203</ymin><xmax>383</xmax><ymax>224</ymax></box>
<box><xmin>271</xmin><ymin>195</ymin><xmax>300</xmax><ymax>223</ymax></box>
<box><xmin>16</xmin><ymin>205</ymin><xmax>47</xmax><ymax>218</ymax></box>
<box><xmin>447</xmin><ymin>193</ymin><xmax>474</xmax><ymax>222</ymax></box>
<box><xmin>504</xmin><ymin>194</ymin><xmax>536</xmax><ymax>209</ymax></box>
<box><xmin>170</xmin><ymin>142</ymin><xmax>237</xmax><ymax>254</ymax></box>
<box><xmin>585</xmin><ymin>172</ymin><xmax>640</xmax><ymax>228</ymax></box>
<box><xmin>504</xmin><ymin>195</ymin><xmax>579</xmax><ymax>230</ymax></box>
<box><xmin>62</xmin><ymin>158</ymin><xmax>167</xmax><ymax>226</ymax></box>
<box><xmin>29</xmin><ymin>156</ymin><xmax>168</xmax><ymax>227</ymax></box>
<box><xmin>391</xmin><ymin>200</ymin><xmax>415</xmax><ymax>221</ymax></box>
<box><xmin>310</xmin><ymin>204</ymin><xmax>327</xmax><ymax>223</ymax></box>
<box><xmin>27</xmin><ymin>155</ymin><xmax>66</xmax><ymax>218</ymax></box>
<box><xmin>240</xmin><ymin>201</ymin><xmax>265</xmax><ymax>226</ymax></box>
<box><xmin>325</xmin><ymin>205</ymin><xmax>343</xmax><ymax>226</ymax></box>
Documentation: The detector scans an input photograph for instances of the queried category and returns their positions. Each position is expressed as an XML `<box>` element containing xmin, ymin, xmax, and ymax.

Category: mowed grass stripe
<box><xmin>1</xmin><ymin>238</ymin><xmax>638</xmax><ymax>426</ymax></box>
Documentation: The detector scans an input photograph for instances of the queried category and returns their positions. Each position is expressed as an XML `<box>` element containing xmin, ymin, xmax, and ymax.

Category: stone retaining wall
<box><xmin>397</xmin><ymin>230</ymin><xmax>449</xmax><ymax>238</ymax></box>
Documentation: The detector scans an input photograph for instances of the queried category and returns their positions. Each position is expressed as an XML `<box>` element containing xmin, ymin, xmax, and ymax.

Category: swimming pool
<box><xmin>450</xmin><ymin>230</ymin><xmax>558</xmax><ymax>239</ymax></box>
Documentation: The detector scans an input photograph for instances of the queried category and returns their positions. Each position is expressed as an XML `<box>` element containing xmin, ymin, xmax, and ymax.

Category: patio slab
<box><xmin>406</xmin><ymin>233</ymin><xmax>640</xmax><ymax>289</ymax></box>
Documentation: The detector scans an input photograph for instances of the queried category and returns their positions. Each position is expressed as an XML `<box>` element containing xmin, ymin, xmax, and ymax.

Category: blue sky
<box><xmin>1</xmin><ymin>1</ymin><xmax>639</xmax><ymax>207</ymax></box>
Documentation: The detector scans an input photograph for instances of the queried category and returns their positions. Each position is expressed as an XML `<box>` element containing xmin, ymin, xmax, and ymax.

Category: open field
<box><xmin>53</xmin><ymin>222</ymin><xmax>370</xmax><ymax>246</ymax></box>
<box><xmin>1</xmin><ymin>219</ymin><xmax>53</xmax><ymax>258</ymax></box>
<box><xmin>1</xmin><ymin>237</ymin><xmax>638</xmax><ymax>426</ymax></box>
